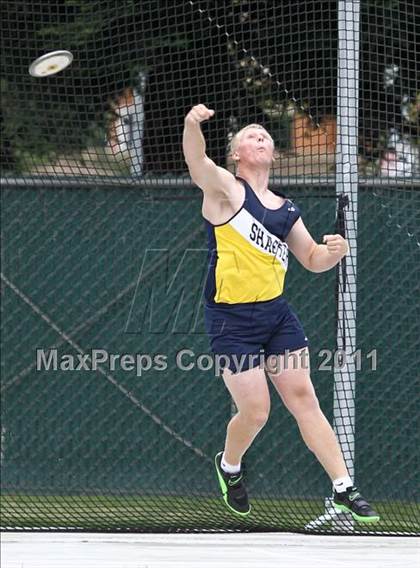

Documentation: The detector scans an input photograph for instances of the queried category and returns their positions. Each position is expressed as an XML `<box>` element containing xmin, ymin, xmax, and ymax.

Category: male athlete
<box><xmin>183</xmin><ymin>104</ymin><xmax>379</xmax><ymax>523</ymax></box>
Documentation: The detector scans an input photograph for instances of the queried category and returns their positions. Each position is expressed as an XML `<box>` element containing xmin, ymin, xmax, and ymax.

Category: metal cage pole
<box><xmin>306</xmin><ymin>0</ymin><xmax>360</xmax><ymax>532</ymax></box>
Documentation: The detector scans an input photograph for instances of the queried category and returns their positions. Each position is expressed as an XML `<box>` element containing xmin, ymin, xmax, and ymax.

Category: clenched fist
<box><xmin>322</xmin><ymin>234</ymin><xmax>349</xmax><ymax>256</ymax></box>
<box><xmin>185</xmin><ymin>104</ymin><xmax>215</xmax><ymax>125</ymax></box>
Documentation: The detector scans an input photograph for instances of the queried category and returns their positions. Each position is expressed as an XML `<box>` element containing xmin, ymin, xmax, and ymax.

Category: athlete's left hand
<box><xmin>322</xmin><ymin>234</ymin><xmax>349</xmax><ymax>256</ymax></box>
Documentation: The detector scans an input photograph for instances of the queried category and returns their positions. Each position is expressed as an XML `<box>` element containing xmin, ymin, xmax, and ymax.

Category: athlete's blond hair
<box><xmin>229</xmin><ymin>124</ymin><xmax>274</xmax><ymax>155</ymax></box>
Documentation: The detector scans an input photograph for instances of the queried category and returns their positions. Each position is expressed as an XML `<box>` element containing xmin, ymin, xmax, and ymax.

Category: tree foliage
<box><xmin>1</xmin><ymin>0</ymin><xmax>418</xmax><ymax>173</ymax></box>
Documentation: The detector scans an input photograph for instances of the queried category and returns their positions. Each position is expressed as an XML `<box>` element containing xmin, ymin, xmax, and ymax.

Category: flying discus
<box><xmin>29</xmin><ymin>50</ymin><xmax>73</xmax><ymax>77</ymax></box>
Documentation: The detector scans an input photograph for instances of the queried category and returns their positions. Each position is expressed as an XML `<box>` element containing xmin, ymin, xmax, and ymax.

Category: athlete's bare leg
<box><xmin>221</xmin><ymin>365</ymin><xmax>270</xmax><ymax>465</ymax></box>
<box><xmin>267</xmin><ymin>347</ymin><xmax>348</xmax><ymax>480</ymax></box>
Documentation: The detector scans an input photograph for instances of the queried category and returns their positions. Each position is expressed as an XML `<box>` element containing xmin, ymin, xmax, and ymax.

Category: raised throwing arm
<box><xmin>182</xmin><ymin>105</ymin><xmax>237</xmax><ymax>196</ymax></box>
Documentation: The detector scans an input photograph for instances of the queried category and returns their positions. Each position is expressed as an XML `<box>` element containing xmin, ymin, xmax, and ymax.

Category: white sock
<box><xmin>333</xmin><ymin>475</ymin><xmax>354</xmax><ymax>493</ymax></box>
<box><xmin>221</xmin><ymin>453</ymin><xmax>241</xmax><ymax>474</ymax></box>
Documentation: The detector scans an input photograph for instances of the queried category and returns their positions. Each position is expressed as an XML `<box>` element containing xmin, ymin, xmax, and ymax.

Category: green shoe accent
<box><xmin>334</xmin><ymin>502</ymin><xmax>380</xmax><ymax>524</ymax></box>
<box><xmin>214</xmin><ymin>453</ymin><xmax>251</xmax><ymax>517</ymax></box>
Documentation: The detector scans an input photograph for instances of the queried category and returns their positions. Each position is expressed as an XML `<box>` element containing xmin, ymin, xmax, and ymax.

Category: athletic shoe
<box><xmin>214</xmin><ymin>452</ymin><xmax>251</xmax><ymax>516</ymax></box>
<box><xmin>333</xmin><ymin>486</ymin><xmax>380</xmax><ymax>523</ymax></box>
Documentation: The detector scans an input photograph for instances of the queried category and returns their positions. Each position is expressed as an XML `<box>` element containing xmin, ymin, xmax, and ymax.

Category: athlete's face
<box><xmin>234</xmin><ymin>127</ymin><xmax>274</xmax><ymax>167</ymax></box>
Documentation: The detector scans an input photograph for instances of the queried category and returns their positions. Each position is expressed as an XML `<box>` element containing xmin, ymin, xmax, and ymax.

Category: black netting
<box><xmin>1</xmin><ymin>0</ymin><xmax>419</xmax><ymax>535</ymax></box>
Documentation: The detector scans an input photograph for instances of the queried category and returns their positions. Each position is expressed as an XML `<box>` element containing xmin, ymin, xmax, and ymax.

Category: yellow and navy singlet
<box><xmin>204</xmin><ymin>177</ymin><xmax>301</xmax><ymax>305</ymax></box>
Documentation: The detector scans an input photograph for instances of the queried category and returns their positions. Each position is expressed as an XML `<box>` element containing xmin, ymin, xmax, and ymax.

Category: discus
<box><xmin>29</xmin><ymin>50</ymin><xmax>73</xmax><ymax>77</ymax></box>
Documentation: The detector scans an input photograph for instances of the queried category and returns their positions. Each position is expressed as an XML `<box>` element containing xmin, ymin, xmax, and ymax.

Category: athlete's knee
<box><xmin>284</xmin><ymin>385</ymin><xmax>320</xmax><ymax>416</ymax></box>
<box><xmin>241</xmin><ymin>406</ymin><xmax>270</xmax><ymax>429</ymax></box>
<box><xmin>248</xmin><ymin>411</ymin><xmax>269</xmax><ymax>430</ymax></box>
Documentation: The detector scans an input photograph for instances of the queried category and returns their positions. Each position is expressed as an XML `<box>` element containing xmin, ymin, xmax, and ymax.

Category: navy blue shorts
<box><xmin>204</xmin><ymin>295</ymin><xmax>308</xmax><ymax>374</ymax></box>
